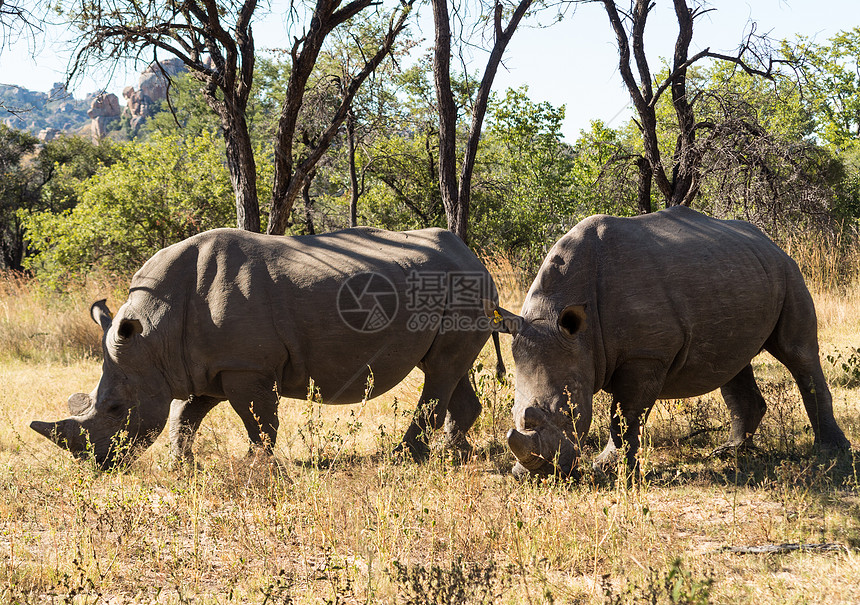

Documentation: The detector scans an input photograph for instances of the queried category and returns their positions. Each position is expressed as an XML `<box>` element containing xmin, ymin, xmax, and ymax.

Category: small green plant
<box><xmin>259</xmin><ymin>569</ymin><xmax>295</xmax><ymax>605</ymax></box>
<box><xmin>389</xmin><ymin>557</ymin><xmax>510</xmax><ymax>605</ymax></box>
<box><xmin>601</xmin><ymin>557</ymin><xmax>714</xmax><ymax>605</ymax></box>
<box><xmin>825</xmin><ymin>347</ymin><xmax>860</xmax><ymax>388</ymax></box>
<box><xmin>297</xmin><ymin>375</ymin><xmax>371</xmax><ymax>469</ymax></box>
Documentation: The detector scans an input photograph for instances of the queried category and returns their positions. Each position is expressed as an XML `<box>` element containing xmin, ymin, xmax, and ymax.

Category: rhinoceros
<box><xmin>31</xmin><ymin>227</ymin><xmax>502</xmax><ymax>469</ymax></box>
<box><xmin>486</xmin><ymin>206</ymin><xmax>850</xmax><ymax>479</ymax></box>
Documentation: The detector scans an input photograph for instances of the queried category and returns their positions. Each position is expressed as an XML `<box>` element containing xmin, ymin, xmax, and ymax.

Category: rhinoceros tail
<box><xmin>493</xmin><ymin>331</ymin><xmax>506</xmax><ymax>382</ymax></box>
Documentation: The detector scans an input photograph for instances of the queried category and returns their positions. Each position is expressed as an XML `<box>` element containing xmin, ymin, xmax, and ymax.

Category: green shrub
<box><xmin>22</xmin><ymin>131</ymin><xmax>234</xmax><ymax>288</ymax></box>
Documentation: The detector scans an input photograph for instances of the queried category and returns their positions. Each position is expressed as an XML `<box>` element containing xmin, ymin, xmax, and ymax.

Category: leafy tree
<box><xmin>596</xmin><ymin>0</ymin><xmax>792</xmax><ymax>211</ymax></box>
<box><xmin>786</xmin><ymin>28</ymin><xmax>860</xmax><ymax>220</ymax></box>
<box><xmin>22</xmin><ymin>132</ymin><xmax>234</xmax><ymax>285</ymax></box>
<box><xmin>831</xmin><ymin>144</ymin><xmax>860</xmax><ymax>220</ymax></box>
<box><xmin>65</xmin><ymin>0</ymin><xmax>413</xmax><ymax>235</ymax></box>
<box><xmin>469</xmin><ymin>86</ymin><xmax>575</xmax><ymax>262</ymax></box>
<box><xmin>340</xmin><ymin>62</ymin><xmax>480</xmax><ymax>234</ymax></box>
<box><xmin>145</xmin><ymin>72</ymin><xmax>223</xmax><ymax>140</ymax></box>
<box><xmin>791</xmin><ymin>27</ymin><xmax>860</xmax><ymax>149</ymax></box>
<box><xmin>688</xmin><ymin>65</ymin><xmax>837</xmax><ymax>228</ymax></box>
<box><xmin>0</xmin><ymin>125</ymin><xmax>38</xmax><ymax>269</ymax></box>
<box><xmin>567</xmin><ymin>119</ymin><xmax>641</xmax><ymax>218</ymax></box>
<box><xmin>0</xmin><ymin>127</ymin><xmax>120</xmax><ymax>271</ymax></box>
<box><xmin>354</xmin><ymin>129</ymin><xmax>447</xmax><ymax>231</ymax></box>
<box><xmin>36</xmin><ymin>135</ymin><xmax>123</xmax><ymax>213</ymax></box>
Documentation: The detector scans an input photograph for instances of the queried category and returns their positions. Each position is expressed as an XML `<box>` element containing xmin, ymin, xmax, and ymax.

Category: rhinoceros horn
<box><xmin>30</xmin><ymin>418</ymin><xmax>88</xmax><ymax>453</ymax></box>
<box><xmin>507</xmin><ymin>428</ymin><xmax>548</xmax><ymax>472</ymax></box>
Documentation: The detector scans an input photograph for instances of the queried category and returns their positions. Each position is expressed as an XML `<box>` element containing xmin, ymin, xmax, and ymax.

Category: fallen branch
<box><xmin>717</xmin><ymin>543</ymin><xmax>849</xmax><ymax>555</ymax></box>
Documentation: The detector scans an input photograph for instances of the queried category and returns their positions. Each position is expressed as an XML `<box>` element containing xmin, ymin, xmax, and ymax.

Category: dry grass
<box><xmin>0</xmin><ymin>272</ymin><xmax>126</xmax><ymax>363</ymax></box>
<box><xmin>1</xmin><ymin>236</ymin><xmax>859</xmax><ymax>604</ymax></box>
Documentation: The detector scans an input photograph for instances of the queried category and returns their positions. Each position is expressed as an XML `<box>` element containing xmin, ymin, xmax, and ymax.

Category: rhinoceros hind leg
<box><xmin>712</xmin><ymin>364</ymin><xmax>767</xmax><ymax>456</ymax></box>
<box><xmin>398</xmin><ymin>329</ymin><xmax>486</xmax><ymax>460</ymax></box>
<box><xmin>764</xmin><ymin>319</ymin><xmax>850</xmax><ymax>451</ymax></box>
<box><xmin>791</xmin><ymin>367</ymin><xmax>851</xmax><ymax>452</ymax></box>
<box><xmin>169</xmin><ymin>395</ymin><xmax>221</xmax><ymax>466</ymax></box>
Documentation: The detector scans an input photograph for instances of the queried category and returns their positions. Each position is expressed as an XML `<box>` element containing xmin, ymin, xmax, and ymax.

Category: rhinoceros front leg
<box><xmin>398</xmin><ymin>374</ymin><xmax>458</xmax><ymax>461</ymax></box>
<box><xmin>596</xmin><ymin>360</ymin><xmax>663</xmax><ymax>481</ymax></box>
<box><xmin>711</xmin><ymin>364</ymin><xmax>766</xmax><ymax>457</ymax></box>
<box><xmin>222</xmin><ymin>372</ymin><xmax>280</xmax><ymax>455</ymax></box>
<box><xmin>442</xmin><ymin>375</ymin><xmax>482</xmax><ymax>456</ymax></box>
<box><xmin>169</xmin><ymin>395</ymin><xmax>221</xmax><ymax>467</ymax></box>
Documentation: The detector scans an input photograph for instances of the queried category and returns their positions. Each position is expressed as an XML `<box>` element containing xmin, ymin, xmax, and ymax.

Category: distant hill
<box><xmin>0</xmin><ymin>82</ymin><xmax>96</xmax><ymax>137</ymax></box>
<box><xmin>1</xmin><ymin>58</ymin><xmax>188</xmax><ymax>140</ymax></box>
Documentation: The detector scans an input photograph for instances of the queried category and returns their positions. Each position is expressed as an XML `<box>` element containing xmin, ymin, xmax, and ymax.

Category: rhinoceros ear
<box><xmin>558</xmin><ymin>304</ymin><xmax>587</xmax><ymax>337</ymax></box>
<box><xmin>482</xmin><ymin>299</ymin><xmax>522</xmax><ymax>336</ymax></box>
<box><xmin>116</xmin><ymin>318</ymin><xmax>143</xmax><ymax>341</ymax></box>
<box><xmin>90</xmin><ymin>299</ymin><xmax>114</xmax><ymax>332</ymax></box>
<box><xmin>67</xmin><ymin>392</ymin><xmax>93</xmax><ymax>416</ymax></box>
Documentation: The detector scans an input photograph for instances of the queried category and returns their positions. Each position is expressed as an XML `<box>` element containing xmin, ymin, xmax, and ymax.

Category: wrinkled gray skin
<box><xmin>492</xmin><ymin>207</ymin><xmax>851</xmax><ymax>479</ymax></box>
<box><xmin>31</xmin><ymin>227</ymin><xmax>498</xmax><ymax>469</ymax></box>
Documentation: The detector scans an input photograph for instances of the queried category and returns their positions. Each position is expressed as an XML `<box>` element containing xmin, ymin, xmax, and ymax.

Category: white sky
<box><xmin>0</xmin><ymin>0</ymin><xmax>857</xmax><ymax>141</ymax></box>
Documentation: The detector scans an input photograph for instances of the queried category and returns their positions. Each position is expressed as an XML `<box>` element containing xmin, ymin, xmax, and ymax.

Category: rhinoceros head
<box><xmin>31</xmin><ymin>299</ymin><xmax>173</xmax><ymax>469</ymax></box>
<box><xmin>487</xmin><ymin>301</ymin><xmax>593</xmax><ymax>479</ymax></box>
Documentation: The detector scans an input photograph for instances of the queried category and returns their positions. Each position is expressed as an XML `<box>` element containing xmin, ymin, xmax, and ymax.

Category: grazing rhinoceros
<box><xmin>486</xmin><ymin>206</ymin><xmax>850</xmax><ymax>479</ymax></box>
<box><xmin>31</xmin><ymin>227</ymin><xmax>502</xmax><ymax>469</ymax></box>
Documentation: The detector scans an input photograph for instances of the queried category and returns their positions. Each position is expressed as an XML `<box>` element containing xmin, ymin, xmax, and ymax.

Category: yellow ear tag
<box><xmin>493</xmin><ymin>310</ymin><xmax>502</xmax><ymax>323</ymax></box>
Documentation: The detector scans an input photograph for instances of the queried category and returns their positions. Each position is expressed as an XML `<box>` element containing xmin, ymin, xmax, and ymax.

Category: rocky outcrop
<box><xmin>48</xmin><ymin>82</ymin><xmax>71</xmax><ymax>102</ymax></box>
<box><xmin>121</xmin><ymin>58</ymin><xmax>187</xmax><ymax>132</ymax></box>
<box><xmin>1</xmin><ymin>59</ymin><xmax>188</xmax><ymax>138</ymax></box>
<box><xmin>0</xmin><ymin>84</ymin><xmax>91</xmax><ymax>134</ymax></box>
<box><xmin>38</xmin><ymin>127</ymin><xmax>61</xmax><ymax>141</ymax></box>
<box><xmin>87</xmin><ymin>92</ymin><xmax>121</xmax><ymax>141</ymax></box>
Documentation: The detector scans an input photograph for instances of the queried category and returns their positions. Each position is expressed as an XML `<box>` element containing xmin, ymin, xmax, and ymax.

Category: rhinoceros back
<box><xmin>126</xmin><ymin>227</ymin><xmax>494</xmax><ymax>403</ymax></box>
<box><xmin>527</xmin><ymin>206</ymin><xmax>811</xmax><ymax>398</ymax></box>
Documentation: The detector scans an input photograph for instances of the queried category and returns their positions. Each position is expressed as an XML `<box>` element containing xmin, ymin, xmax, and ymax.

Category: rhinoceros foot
<box><xmin>709</xmin><ymin>439</ymin><xmax>759</xmax><ymax>459</ymax></box>
<box><xmin>442</xmin><ymin>431</ymin><xmax>475</xmax><ymax>464</ymax></box>
<box><xmin>392</xmin><ymin>439</ymin><xmax>431</xmax><ymax>463</ymax></box>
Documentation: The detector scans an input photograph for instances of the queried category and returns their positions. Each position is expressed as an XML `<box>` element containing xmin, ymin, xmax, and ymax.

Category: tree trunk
<box><xmin>223</xmin><ymin>115</ymin><xmax>260</xmax><ymax>232</ymax></box>
<box><xmin>0</xmin><ymin>221</ymin><xmax>25</xmax><ymax>272</ymax></box>
<box><xmin>302</xmin><ymin>171</ymin><xmax>316</xmax><ymax>235</ymax></box>
<box><xmin>267</xmin><ymin>0</ymin><xmax>412</xmax><ymax>236</ymax></box>
<box><xmin>668</xmin><ymin>0</ymin><xmax>698</xmax><ymax>207</ymax></box>
<box><xmin>430</xmin><ymin>0</ymin><xmax>463</xmax><ymax>240</ymax></box>
<box><xmin>347</xmin><ymin>109</ymin><xmax>359</xmax><ymax>227</ymax></box>
<box><xmin>432</xmin><ymin>0</ymin><xmax>532</xmax><ymax>244</ymax></box>
<box><xmin>635</xmin><ymin>156</ymin><xmax>653</xmax><ymax>214</ymax></box>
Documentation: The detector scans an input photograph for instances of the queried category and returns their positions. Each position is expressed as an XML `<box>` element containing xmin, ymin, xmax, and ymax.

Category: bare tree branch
<box><xmin>267</xmin><ymin>0</ymin><xmax>414</xmax><ymax>235</ymax></box>
<box><xmin>597</xmin><ymin>0</ymin><xmax>797</xmax><ymax>210</ymax></box>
